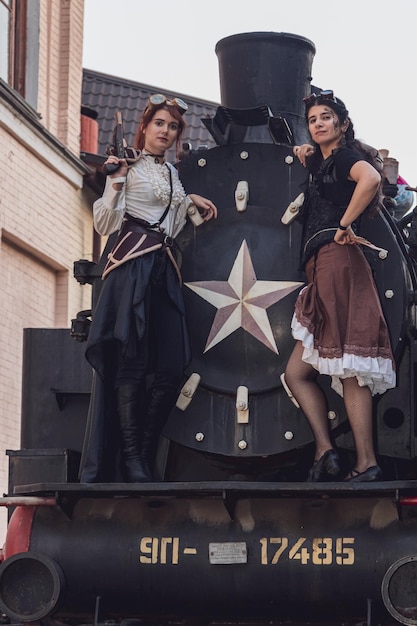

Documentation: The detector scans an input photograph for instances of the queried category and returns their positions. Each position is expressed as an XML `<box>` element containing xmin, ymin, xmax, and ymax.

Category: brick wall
<box><xmin>0</xmin><ymin>0</ymin><xmax>94</xmax><ymax>541</ymax></box>
<box><xmin>37</xmin><ymin>0</ymin><xmax>84</xmax><ymax>153</ymax></box>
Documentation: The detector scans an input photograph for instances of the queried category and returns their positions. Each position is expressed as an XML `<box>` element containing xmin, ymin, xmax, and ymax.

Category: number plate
<box><xmin>209</xmin><ymin>542</ymin><xmax>247</xmax><ymax>564</ymax></box>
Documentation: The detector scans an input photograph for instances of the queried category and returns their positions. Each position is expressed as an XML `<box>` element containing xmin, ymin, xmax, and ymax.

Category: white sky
<box><xmin>83</xmin><ymin>0</ymin><xmax>417</xmax><ymax>187</ymax></box>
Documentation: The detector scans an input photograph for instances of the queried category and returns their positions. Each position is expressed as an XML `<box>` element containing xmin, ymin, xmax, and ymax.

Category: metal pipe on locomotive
<box><xmin>1</xmin><ymin>31</ymin><xmax>417</xmax><ymax>626</ymax></box>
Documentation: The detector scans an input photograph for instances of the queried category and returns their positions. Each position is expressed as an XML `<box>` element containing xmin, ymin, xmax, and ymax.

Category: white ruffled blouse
<box><xmin>93</xmin><ymin>155</ymin><xmax>192</xmax><ymax>239</ymax></box>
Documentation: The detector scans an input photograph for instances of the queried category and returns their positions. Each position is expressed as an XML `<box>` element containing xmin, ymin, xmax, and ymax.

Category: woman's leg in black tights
<box><xmin>341</xmin><ymin>377</ymin><xmax>376</xmax><ymax>473</ymax></box>
<box><xmin>285</xmin><ymin>341</ymin><xmax>333</xmax><ymax>461</ymax></box>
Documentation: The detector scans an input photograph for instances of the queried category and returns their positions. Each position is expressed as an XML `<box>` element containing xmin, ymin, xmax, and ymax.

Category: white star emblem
<box><xmin>185</xmin><ymin>240</ymin><xmax>303</xmax><ymax>354</ymax></box>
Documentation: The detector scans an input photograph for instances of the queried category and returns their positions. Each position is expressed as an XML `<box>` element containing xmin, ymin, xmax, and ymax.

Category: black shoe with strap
<box><xmin>307</xmin><ymin>449</ymin><xmax>340</xmax><ymax>482</ymax></box>
<box><xmin>345</xmin><ymin>465</ymin><xmax>383</xmax><ymax>482</ymax></box>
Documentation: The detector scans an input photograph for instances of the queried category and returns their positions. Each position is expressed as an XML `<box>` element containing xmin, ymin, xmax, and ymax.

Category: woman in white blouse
<box><xmin>79</xmin><ymin>94</ymin><xmax>217</xmax><ymax>484</ymax></box>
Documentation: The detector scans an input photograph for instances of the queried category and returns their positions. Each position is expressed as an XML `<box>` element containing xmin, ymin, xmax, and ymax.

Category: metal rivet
<box><xmin>385</xmin><ymin>289</ymin><xmax>394</xmax><ymax>299</ymax></box>
<box><xmin>238</xmin><ymin>440</ymin><xmax>248</xmax><ymax>449</ymax></box>
<box><xmin>328</xmin><ymin>411</ymin><xmax>337</xmax><ymax>420</ymax></box>
<box><xmin>198</xmin><ymin>158</ymin><xmax>207</xmax><ymax>167</ymax></box>
<box><xmin>240</xmin><ymin>151</ymin><xmax>249</xmax><ymax>160</ymax></box>
<box><xmin>284</xmin><ymin>431</ymin><xmax>294</xmax><ymax>440</ymax></box>
<box><xmin>285</xmin><ymin>155</ymin><xmax>294</xmax><ymax>164</ymax></box>
<box><xmin>379</xmin><ymin>250</ymin><xmax>388</xmax><ymax>260</ymax></box>
<box><xmin>195</xmin><ymin>432</ymin><xmax>204</xmax><ymax>442</ymax></box>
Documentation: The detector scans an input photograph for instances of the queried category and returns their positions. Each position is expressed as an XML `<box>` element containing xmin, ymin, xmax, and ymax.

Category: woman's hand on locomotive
<box><xmin>293</xmin><ymin>144</ymin><xmax>315</xmax><ymax>167</ymax></box>
<box><xmin>189</xmin><ymin>194</ymin><xmax>218</xmax><ymax>221</ymax></box>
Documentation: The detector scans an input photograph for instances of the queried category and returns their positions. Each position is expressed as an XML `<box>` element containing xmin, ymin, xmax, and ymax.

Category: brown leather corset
<box><xmin>102</xmin><ymin>217</ymin><xmax>179</xmax><ymax>280</ymax></box>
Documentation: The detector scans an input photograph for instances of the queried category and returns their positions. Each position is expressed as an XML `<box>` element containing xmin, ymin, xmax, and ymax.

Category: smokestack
<box><xmin>215</xmin><ymin>32</ymin><xmax>315</xmax><ymax>144</ymax></box>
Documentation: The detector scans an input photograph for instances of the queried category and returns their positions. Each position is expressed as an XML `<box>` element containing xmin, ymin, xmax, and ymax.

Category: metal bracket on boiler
<box><xmin>176</xmin><ymin>373</ymin><xmax>201</xmax><ymax>411</ymax></box>
<box><xmin>235</xmin><ymin>181</ymin><xmax>249</xmax><ymax>212</ymax></box>
<box><xmin>236</xmin><ymin>386</ymin><xmax>249</xmax><ymax>423</ymax></box>
<box><xmin>187</xmin><ymin>203</ymin><xmax>204</xmax><ymax>227</ymax></box>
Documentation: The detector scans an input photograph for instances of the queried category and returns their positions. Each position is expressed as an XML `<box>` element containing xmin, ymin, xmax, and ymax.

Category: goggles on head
<box><xmin>147</xmin><ymin>93</ymin><xmax>188</xmax><ymax>115</ymax></box>
<box><xmin>303</xmin><ymin>89</ymin><xmax>337</xmax><ymax>107</ymax></box>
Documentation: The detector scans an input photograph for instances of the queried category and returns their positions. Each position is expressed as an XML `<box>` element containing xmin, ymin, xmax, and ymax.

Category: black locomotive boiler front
<box><xmin>161</xmin><ymin>32</ymin><xmax>417</xmax><ymax>482</ymax></box>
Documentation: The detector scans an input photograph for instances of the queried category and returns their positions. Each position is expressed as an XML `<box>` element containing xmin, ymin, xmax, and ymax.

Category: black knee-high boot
<box><xmin>141</xmin><ymin>388</ymin><xmax>178</xmax><ymax>479</ymax></box>
<box><xmin>118</xmin><ymin>383</ymin><xmax>153</xmax><ymax>482</ymax></box>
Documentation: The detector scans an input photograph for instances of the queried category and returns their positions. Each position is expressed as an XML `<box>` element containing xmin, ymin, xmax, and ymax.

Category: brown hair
<box><xmin>134</xmin><ymin>103</ymin><xmax>186</xmax><ymax>158</ymax></box>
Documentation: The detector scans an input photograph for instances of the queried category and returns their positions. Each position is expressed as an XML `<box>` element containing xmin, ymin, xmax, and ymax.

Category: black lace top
<box><xmin>300</xmin><ymin>147</ymin><xmax>362</xmax><ymax>268</ymax></box>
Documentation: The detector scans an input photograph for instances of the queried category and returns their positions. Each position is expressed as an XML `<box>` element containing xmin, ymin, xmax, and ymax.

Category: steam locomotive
<box><xmin>2</xmin><ymin>31</ymin><xmax>417</xmax><ymax>626</ymax></box>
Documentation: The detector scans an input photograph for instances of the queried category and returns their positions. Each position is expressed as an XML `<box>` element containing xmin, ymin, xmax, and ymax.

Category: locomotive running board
<box><xmin>12</xmin><ymin>479</ymin><xmax>417</xmax><ymax>494</ymax></box>
<box><xmin>10</xmin><ymin>480</ymin><xmax>417</xmax><ymax>521</ymax></box>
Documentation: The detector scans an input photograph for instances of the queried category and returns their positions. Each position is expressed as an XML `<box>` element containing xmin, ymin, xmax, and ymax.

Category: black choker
<box><xmin>144</xmin><ymin>152</ymin><xmax>165</xmax><ymax>164</ymax></box>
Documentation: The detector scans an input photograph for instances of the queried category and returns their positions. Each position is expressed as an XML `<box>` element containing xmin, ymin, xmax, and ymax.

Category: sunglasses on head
<box><xmin>303</xmin><ymin>89</ymin><xmax>337</xmax><ymax>107</ymax></box>
<box><xmin>147</xmin><ymin>93</ymin><xmax>188</xmax><ymax>115</ymax></box>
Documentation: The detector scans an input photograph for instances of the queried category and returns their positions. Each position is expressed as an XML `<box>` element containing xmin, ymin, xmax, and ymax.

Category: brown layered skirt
<box><xmin>291</xmin><ymin>242</ymin><xmax>396</xmax><ymax>397</ymax></box>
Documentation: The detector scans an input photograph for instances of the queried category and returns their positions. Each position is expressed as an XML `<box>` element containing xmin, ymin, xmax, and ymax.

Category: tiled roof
<box><xmin>82</xmin><ymin>68</ymin><xmax>219</xmax><ymax>162</ymax></box>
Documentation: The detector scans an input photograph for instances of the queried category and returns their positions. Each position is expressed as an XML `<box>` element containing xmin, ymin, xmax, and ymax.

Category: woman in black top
<box><xmin>284</xmin><ymin>91</ymin><xmax>396</xmax><ymax>482</ymax></box>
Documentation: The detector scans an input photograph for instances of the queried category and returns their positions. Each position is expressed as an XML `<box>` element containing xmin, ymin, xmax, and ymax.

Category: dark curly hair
<box><xmin>305</xmin><ymin>94</ymin><xmax>382</xmax><ymax>215</ymax></box>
